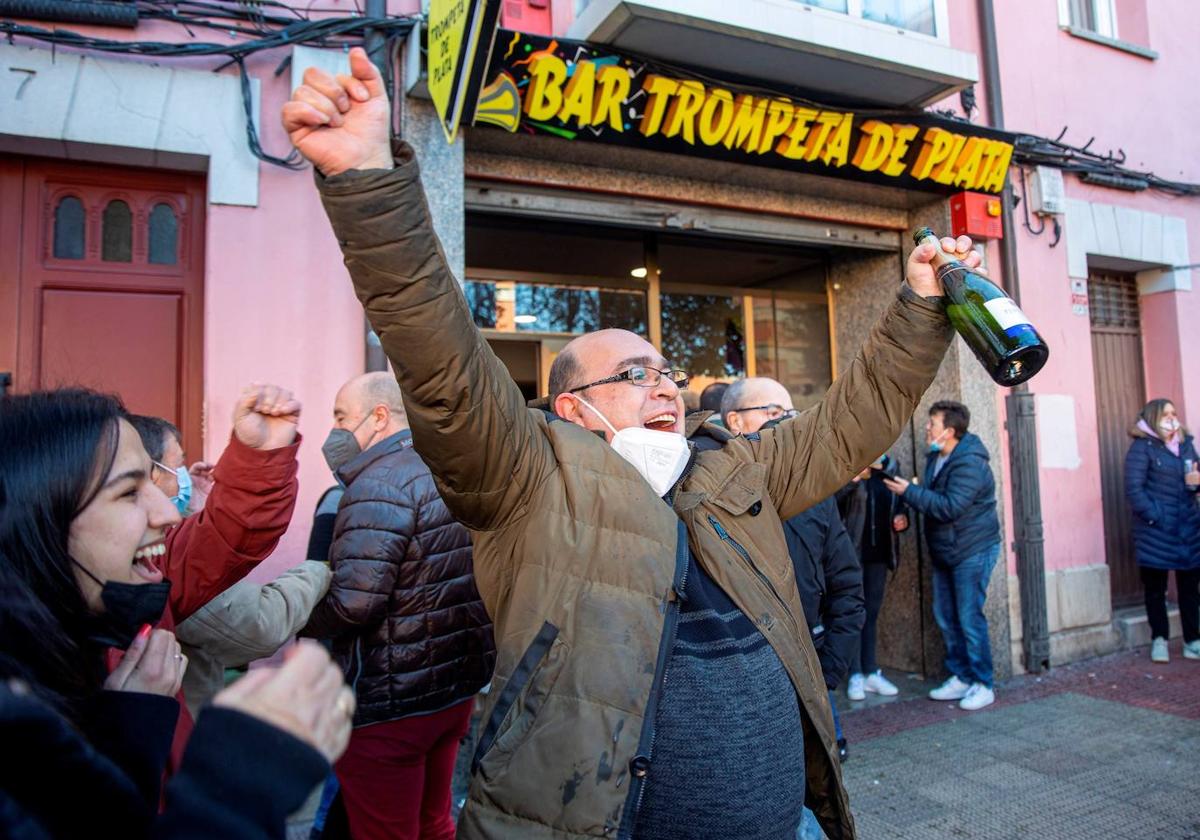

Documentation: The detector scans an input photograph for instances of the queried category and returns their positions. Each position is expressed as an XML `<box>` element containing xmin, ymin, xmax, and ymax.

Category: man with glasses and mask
<box><xmin>302</xmin><ymin>371</ymin><xmax>494</xmax><ymax>840</ymax></box>
<box><xmin>284</xmin><ymin>49</ymin><xmax>982</xmax><ymax>840</ymax></box>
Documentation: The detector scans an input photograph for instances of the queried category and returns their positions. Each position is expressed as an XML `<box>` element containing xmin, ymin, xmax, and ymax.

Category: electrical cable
<box><xmin>0</xmin><ymin>13</ymin><xmax>416</xmax><ymax>168</ymax></box>
<box><xmin>3</xmin><ymin>9</ymin><xmax>1198</xmax><ymax>196</ymax></box>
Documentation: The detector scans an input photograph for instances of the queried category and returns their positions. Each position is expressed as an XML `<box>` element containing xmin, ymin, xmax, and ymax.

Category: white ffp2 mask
<box><xmin>573</xmin><ymin>395</ymin><xmax>690</xmax><ymax>497</ymax></box>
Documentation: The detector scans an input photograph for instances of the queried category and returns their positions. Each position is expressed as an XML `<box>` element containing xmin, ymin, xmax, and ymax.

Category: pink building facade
<box><xmin>1</xmin><ymin>0</ymin><xmax>1195</xmax><ymax>675</ymax></box>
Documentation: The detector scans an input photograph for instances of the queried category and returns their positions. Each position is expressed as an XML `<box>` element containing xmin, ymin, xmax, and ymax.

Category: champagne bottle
<box><xmin>914</xmin><ymin>228</ymin><xmax>1049</xmax><ymax>386</ymax></box>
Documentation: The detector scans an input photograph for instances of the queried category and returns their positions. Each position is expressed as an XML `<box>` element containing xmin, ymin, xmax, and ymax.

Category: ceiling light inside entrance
<box><xmin>513</xmin><ymin>314</ymin><xmax>538</xmax><ymax>324</ymax></box>
<box><xmin>630</xmin><ymin>267</ymin><xmax>648</xmax><ymax>278</ymax></box>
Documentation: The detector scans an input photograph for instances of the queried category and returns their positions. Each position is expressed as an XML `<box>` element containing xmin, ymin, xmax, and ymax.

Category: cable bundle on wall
<box><xmin>1</xmin><ymin>7</ymin><xmax>416</xmax><ymax>168</ymax></box>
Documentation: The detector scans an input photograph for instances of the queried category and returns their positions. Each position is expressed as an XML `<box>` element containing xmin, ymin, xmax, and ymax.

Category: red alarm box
<box><xmin>949</xmin><ymin>191</ymin><xmax>1004</xmax><ymax>240</ymax></box>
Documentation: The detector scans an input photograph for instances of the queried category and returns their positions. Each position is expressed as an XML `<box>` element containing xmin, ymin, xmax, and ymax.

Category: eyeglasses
<box><xmin>730</xmin><ymin>404</ymin><xmax>798</xmax><ymax>420</ymax></box>
<box><xmin>568</xmin><ymin>365</ymin><xmax>690</xmax><ymax>394</ymax></box>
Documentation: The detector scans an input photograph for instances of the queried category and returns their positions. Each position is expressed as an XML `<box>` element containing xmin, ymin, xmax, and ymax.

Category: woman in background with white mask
<box><xmin>1125</xmin><ymin>398</ymin><xmax>1200</xmax><ymax>664</ymax></box>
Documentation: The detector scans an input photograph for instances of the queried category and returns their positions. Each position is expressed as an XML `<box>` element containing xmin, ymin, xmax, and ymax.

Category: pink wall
<box><xmin>204</xmin><ymin>55</ymin><xmax>366</xmax><ymax>581</ymax></box>
<box><xmin>11</xmin><ymin>3</ymin><xmax>420</xmax><ymax>578</ymax></box>
<box><xmin>946</xmin><ymin>0</ymin><xmax>1200</xmax><ymax>574</ymax></box>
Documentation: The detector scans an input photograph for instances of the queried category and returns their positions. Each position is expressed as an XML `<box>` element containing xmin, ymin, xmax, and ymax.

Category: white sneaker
<box><xmin>1151</xmin><ymin>637</ymin><xmax>1169</xmax><ymax>664</ymax></box>
<box><xmin>847</xmin><ymin>673</ymin><xmax>866</xmax><ymax>701</ymax></box>
<box><xmin>864</xmin><ymin>670</ymin><xmax>899</xmax><ymax>697</ymax></box>
<box><xmin>959</xmin><ymin>683</ymin><xmax>995</xmax><ymax>711</ymax></box>
<box><xmin>928</xmin><ymin>675</ymin><xmax>971</xmax><ymax>701</ymax></box>
<box><xmin>1184</xmin><ymin>640</ymin><xmax>1200</xmax><ymax>660</ymax></box>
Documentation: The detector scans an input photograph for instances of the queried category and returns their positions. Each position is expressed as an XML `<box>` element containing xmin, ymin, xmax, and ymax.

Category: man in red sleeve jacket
<box><xmin>113</xmin><ymin>383</ymin><xmax>303</xmax><ymax>771</ymax></box>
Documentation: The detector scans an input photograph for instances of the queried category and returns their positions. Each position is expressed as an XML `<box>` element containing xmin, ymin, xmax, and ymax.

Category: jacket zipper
<box><xmin>351</xmin><ymin>638</ymin><xmax>365</xmax><ymax>692</ymax></box>
<box><xmin>708</xmin><ymin>514</ymin><xmax>797</xmax><ymax>635</ymax></box>
<box><xmin>616</xmin><ymin>518</ymin><xmax>690</xmax><ymax>839</ymax></box>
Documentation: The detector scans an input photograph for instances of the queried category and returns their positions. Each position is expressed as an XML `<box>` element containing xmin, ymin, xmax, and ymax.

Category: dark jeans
<box><xmin>932</xmin><ymin>544</ymin><xmax>998</xmax><ymax>688</ymax></box>
<box><xmin>1141</xmin><ymin>567</ymin><xmax>1200</xmax><ymax>643</ymax></box>
<box><xmin>849</xmin><ymin>562</ymin><xmax>889</xmax><ymax>674</ymax></box>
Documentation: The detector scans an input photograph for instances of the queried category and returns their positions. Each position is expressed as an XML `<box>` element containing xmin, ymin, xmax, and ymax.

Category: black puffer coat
<box><xmin>1125</xmin><ymin>428</ymin><xmax>1200</xmax><ymax>570</ymax></box>
<box><xmin>303</xmin><ymin>431</ymin><xmax>495</xmax><ymax>725</ymax></box>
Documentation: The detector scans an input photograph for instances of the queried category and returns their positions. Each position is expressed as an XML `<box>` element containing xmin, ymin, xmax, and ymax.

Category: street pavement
<box><xmin>297</xmin><ymin>642</ymin><xmax>1200</xmax><ymax>839</ymax></box>
<box><xmin>835</xmin><ymin>641</ymin><xmax>1200</xmax><ymax>839</ymax></box>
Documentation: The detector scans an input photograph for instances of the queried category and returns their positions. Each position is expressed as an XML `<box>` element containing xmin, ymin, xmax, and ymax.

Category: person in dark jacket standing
<box><xmin>1124</xmin><ymin>398</ymin><xmax>1200</xmax><ymax>664</ymax></box>
<box><xmin>838</xmin><ymin>456</ymin><xmax>909</xmax><ymax>702</ymax></box>
<box><xmin>884</xmin><ymin>401</ymin><xmax>1000</xmax><ymax>711</ymax></box>
<box><xmin>719</xmin><ymin>377</ymin><xmax>865</xmax><ymax>758</ymax></box>
<box><xmin>304</xmin><ymin>372</ymin><xmax>496</xmax><ymax>840</ymax></box>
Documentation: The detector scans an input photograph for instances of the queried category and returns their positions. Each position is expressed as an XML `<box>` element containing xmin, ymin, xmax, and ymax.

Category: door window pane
<box><xmin>661</xmin><ymin>293</ymin><xmax>746</xmax><ymax>380</ymax></box>
<box><xmin>148</xmin><ymin>203</ymin><xmax>179</xmax><ymax>265</ymax></box>
<box><xmin>53</xmin><ymin>196</ymin><xmax>85</xmax><ymax>259</ymax></box>
<box><xmin>862</xmin><ymin>0</ymin><xmax>936</xmax><ymax>36</ymax></box>
<box><xmin>465</xmin><ymin>278</ymin><xmax>647</xmax><ymax>335</ymax></box>
<box><xmin>102</xmin><ymin>200</ymin><xmax>133</xmax><ymax>262</ymax></box>
<box><xmin>754</xmin><ymin>295</ymin><xmax>832</xmax><ymax>412</ymax></box>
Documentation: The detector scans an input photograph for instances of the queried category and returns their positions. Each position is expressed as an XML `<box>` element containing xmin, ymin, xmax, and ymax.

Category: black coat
<box><xmin>1125</xmin><ymin>431</ymin><xmax>1200</xmax><ymax>570</ymax></box>
<box><xmin>781</xmin><ymin>499</ymin><xmax>866</xmax><ymax>689</ymax></box>
<box><xmin>303</xmin><ymin>430</ymin><xmax>496</xmax><ymax>725</ymax></box>
<box><xmin>0</xmin><ymin>680</ymin><xmax>327</xmax><ymax>839</ymax></box>
<box><xmin>836</xmin><ymin>454</ymin><xmax>908</xmax><ymax>569</ymax></box>
<box><xmin>903</xmin><ymin>433</ymin><xmax>1001</xmax><ymax>568</ymax></box>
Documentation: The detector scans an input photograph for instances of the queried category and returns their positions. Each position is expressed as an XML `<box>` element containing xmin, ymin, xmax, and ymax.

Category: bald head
<box><xmin>332</xmin><ymin>372</ymin><xmax>408</xmax><ymax>452</ymax></box>
<box><xmin>722</xmin><ymin>377</ymin><xmax>793</xmax><ymax>435</ymax></box>
<box><xmin>549</xmin><ymin>329</ymin><xmax>686</xmax><ymax>440</ymax></box>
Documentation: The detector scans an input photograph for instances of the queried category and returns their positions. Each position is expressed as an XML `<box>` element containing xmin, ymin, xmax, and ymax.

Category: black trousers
<box><xmin>850</xmin><ymin>562</ymin><xmax>889</xmax><ymax>674</ymax></box>
<box><xmin>1141</xmin><ymin>566</ymin><xmax>1200</xmax><ymax>643</ymax></box>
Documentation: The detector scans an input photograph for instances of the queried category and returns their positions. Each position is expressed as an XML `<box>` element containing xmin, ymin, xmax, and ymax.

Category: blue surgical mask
<box><xmin>172</xmin><ymin>466</ymin><xmax>192</xmax><ymax>515</ymax></box>
<box><xmin>155</xmin><ymin>461</ymin><xmax>192</xmax><ymax>516</ymax></box>
<box><xmin>928</xmin><ymin>430</ymin><xmax>948</xmax><ymax>454</ymax></box>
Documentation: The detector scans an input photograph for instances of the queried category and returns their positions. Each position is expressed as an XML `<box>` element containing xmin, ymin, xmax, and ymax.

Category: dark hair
<box><xmin>127</xmin><ymin>414</ymin><xmax>181</xmax><ymax>463</ymax></box>
<box><xmin>700</xmin><ymin>382</ymin><xmax>729</xmax><ymax>413</ymax></box>
<box><xmin>548</xmin><ymin>347</ymin><xmax>582</xmax><ymax>405</ymax></box>
<box><xmin>931</xmin><ymin>400</ymin><xmax>970</xmax><ymax>439</ymax></box>
<box><xmin>0</xmin><ymin>389</ymin><xmax>126</xmax><ymax>713</ymax></box>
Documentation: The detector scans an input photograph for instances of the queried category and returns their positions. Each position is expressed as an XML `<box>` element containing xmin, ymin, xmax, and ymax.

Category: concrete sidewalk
<box><xmin>836</xmin><ymin>642</ymin><xmax>1200</xmax><ymax>839</ymax></box>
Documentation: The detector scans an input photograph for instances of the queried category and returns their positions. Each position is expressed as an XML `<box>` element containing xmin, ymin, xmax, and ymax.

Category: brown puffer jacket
<box><xmin>317</xmin><ymin>144</ymin><xmax>953</xmax><ymax>840</ymax></box>
<box><xmin>302</xmin><ymin>430</ymin><xmax>495</xmax><ymax>725</ymax></box>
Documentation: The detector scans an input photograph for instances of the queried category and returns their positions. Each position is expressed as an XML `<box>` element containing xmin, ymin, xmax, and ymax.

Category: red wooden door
<box><xmin>1088</xmin><ymin>271</ymin><xmax>1146</xmax><ymax>607</ymax></box>
<box><xmin>6</xmin><ymin>157</ymin><xmax>205</xmax><ymax>456</ymax></box>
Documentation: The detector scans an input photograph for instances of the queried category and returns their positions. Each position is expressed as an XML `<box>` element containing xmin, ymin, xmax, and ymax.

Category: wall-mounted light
<box><xmin>513</xmin><ymin>314</ymin><xmax>538</xmax><ymax>325</ymax></box>
<box><xmin>630</xmin><ymin>267</ymin><xmax>648</xmax><ymax>279</ymax></box>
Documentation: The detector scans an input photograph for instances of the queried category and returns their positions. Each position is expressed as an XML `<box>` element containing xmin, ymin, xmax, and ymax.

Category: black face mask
<box><xmin>74</xmin><ymin>561</ymin><xmax>172</xmax><ymax>649</ymax></box>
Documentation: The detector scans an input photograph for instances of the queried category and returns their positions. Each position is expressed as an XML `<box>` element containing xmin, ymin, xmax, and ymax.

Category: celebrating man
<box><xmin>283</xmin><ymin>48</ymin><xmax>982</xmax><ymax>840</ymax></box>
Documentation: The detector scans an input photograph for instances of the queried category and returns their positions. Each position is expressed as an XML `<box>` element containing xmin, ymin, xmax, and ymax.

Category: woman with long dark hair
<box><xmin>1125</xmin><ymin>397</ymin><xmax>1200</xmax><ymax>664</ymax></box>
<box><xmin>0</xmin><ymin>389</ymin><xmax>354</xmax><ymax>837</ymax></box>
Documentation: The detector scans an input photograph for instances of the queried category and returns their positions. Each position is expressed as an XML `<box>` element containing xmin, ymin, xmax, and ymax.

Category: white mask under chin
<box><xmin>573</xmin><ymin>395</ymin><xmax>690</xmax><ymax>497</ymax></box>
